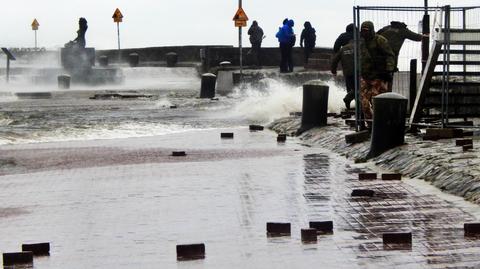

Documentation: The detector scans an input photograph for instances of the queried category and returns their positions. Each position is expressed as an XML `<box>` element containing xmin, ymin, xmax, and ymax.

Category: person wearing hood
<box><xmin>331</xmin><ymin>40</ymin><xmax>355</xmax><ymax>109</ymax></box>
<box><xmin>333</xmin><ymin>23</ymin><xmax>355</xmax><ymax>53</ymax></box>
<box><xmin>300</xmin><ymin>21</ymin><xmax>316</xmax><ymax>65</ymax></box>
<box><xmin>359</xmin><ymin>21</ymin><xmax>395</xmax><ymax>128</ymax></box>
<box><xmin>378</xmin><ymin>21</ymin><xmax>424</xmax><ymax>69</ymax></box>
<box><xmin>248</xmin><ymin>20</ymin><xmax>265</xmax><ymax>66</ymax></box>
<box><xmin>276</xmin><ymin>19</ymin><xmax>296</xmax><ymax>72</ymax></box>
<box><xmin>377</xmin><ymin>21</ymin><xmax>425</xmax><ymax>91</ymax></box>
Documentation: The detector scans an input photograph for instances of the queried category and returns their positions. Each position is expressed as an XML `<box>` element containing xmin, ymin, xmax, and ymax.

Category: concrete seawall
<box><xmin>269</xmin><ymin>116</ymin><xmax>480</xmax><ymax>204</ymax></box>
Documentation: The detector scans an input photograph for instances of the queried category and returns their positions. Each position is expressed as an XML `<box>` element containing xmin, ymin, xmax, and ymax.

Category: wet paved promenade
<box><xmin>0</xmin><ymin>128</ymin><xmax>480</xmax><ymax>268</ymax></box>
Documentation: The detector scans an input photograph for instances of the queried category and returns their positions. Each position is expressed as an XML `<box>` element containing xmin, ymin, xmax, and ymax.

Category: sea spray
<box><xmin>226</xmin><ymin>78</ymin><xmax>349</xmax><ymax>123</ymax></box>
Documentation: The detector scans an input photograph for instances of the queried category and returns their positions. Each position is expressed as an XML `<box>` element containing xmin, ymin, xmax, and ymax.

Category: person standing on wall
<box><xmin>377</xmin><ymin>21</ymin><xmax>426</xmax><ymax>91</ymax></box>
<box><xmin>300</xmin><ymin>21</ymin><xmax>316</xmax><ymax>65</ymax></box>
<box><xmin>248</xmin><ymin>20</ymin><xmax>264</xmax><ymax>67</ymax></box>
<box><xmin>359</xmin><ymin>21</ymin><xmax>395</xmax><ymax>129</ymax></box>
<box><xmin>331</xmin><ymin>40</ymin><xmax>355</xmax><ymax>109</ymax></box>
<box><xmin>276</xmin><ymin>19</ymin><xmax>296</xmax><ymax>73</ymax></box>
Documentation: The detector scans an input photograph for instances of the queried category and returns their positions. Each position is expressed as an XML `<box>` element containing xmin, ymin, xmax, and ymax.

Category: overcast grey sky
<box><xmin>1</xmin><ymin>0</ymin><xmax>479</xmax><ymax>49</ymax></box>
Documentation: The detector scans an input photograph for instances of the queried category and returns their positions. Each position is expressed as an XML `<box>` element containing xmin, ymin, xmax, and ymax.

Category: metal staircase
<box><xmin>409</xmin><ymin>27</ymin><xmax>480</xmax><ymax>126</ymax></box>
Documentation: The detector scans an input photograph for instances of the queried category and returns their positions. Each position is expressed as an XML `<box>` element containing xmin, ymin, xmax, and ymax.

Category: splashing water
<box><xmin>225</xmin><ymin>78</ymin><xmax>349</xmax><ymax>123</ymax></box>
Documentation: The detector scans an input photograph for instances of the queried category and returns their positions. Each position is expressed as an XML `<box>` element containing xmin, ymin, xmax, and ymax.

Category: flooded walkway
<box><xmin>0</xmin><ymin>128</ymin><xmax>479</xmax><ymax>268</ymax></box>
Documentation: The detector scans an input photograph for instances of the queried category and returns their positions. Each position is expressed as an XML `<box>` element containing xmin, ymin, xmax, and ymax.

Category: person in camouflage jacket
<box><xmin>359</xmin><ymin>21</ymin><xmax>395</xmax><ymax>127</ymax></box>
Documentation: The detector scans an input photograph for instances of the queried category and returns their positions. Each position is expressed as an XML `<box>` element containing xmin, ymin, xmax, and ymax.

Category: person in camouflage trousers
<box><xmin>359</xmin><ymin>21</ymin><xmax>395</xmax><ymax>127</ymax></box>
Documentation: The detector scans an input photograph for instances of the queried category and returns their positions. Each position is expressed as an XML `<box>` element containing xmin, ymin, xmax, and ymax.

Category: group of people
<box><xmin>247</xmin><ymin>19</ymin><xmax>425</xmax><ymax>128</ymax></box>
<box><xmin>331</xmin><ymin>20</ymin><xmax>425</xmax><ymax>128</ymax></box>
<box><xmin>247</xmin><ymin>19</ymin><xmax>317</xmax><ymax>72</ymax></box>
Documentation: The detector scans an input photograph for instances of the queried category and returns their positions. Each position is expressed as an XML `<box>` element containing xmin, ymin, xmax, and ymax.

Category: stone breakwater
<box><xmin>269</xmin><ymin>116</ymin><xmax>480</xmax><ymax>204</ymax></box>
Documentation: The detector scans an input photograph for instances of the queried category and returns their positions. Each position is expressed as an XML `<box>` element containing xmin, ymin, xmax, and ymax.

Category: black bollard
<box><xmin>200</xmin><ymin>73</ymin><xmax>216</xmax><ymax>98</ymax></box>
<box><xmin>129</xmin><ymin>53</ymin><xmax>139</xmax><ymax>67</ymax></box>
<box><xmin>99</xmin><ymin>55</ymin><xmax>109</xmax><ymax>67</ymax></box>
<box><xmin>3</xmin><ymin>252</ymin><xmax>33</xmax><ymax>266</ymax></box>
<box><xmin>219</xmin><ymin>61</ymin><xmax>232</xmax><ymax>69</ymax></box>
<box><xmin>166</xmin><ymin>52</ymin><xmax>178</xmax><ymax>67</ymax></box>
<box><xmin>368</xmin><ymin>93</ymin><xmax>408</xmax><ymax>158</ymax></box>
<box><xmin>57</xmin><ymin>75</ymin><xmax>71</xmax><ymax>89</ymax></box>
<box><xmin>299</xmin><ymin>80</ymin><xmax>329</xmax><ymax>134</ymax></box>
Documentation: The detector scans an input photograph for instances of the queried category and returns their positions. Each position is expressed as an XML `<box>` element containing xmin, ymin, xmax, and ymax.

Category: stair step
<box><xmin>441</xmin><ymin>28</ymin><xmax>480</xmax><ymax>33</ymax></box>
<box><xmin>436</xmin><ymin>61</ymin><xmax>480</xmax><ymax>66</ymax></box>
<box><xmin>433</xmin><ymin>71</ymin><xmax>480</xmax><ymax>77</ymax></box>
<box><xmin>440</xmin><ymin>50</ymin><xmax>480</xmax><ymax>54</ymax></box>
<box><xmin>430</xmin><ymin>81</ymin><xmax>480</xmax><ymax>87</ymax></box>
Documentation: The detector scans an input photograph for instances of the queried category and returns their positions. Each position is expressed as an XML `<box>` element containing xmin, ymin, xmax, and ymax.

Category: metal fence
<box><xmin>352</xmin><ymin>5</ymin><xmax>480</xmax><ymax>130</ymax></box>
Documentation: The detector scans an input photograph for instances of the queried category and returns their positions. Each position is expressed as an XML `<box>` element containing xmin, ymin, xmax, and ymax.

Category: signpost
<box><xmin>232</xmin><ymin>1</ymin><xmax>248</xmax><ymax>75</ymax></box>
<box><xmin>112</xmin><ymin>8</ymin><xmax>124</xmax><ymax>62</ymax></box>
<box><xmin>31</xmin><ymin>19</ymin><xmax>39</xmax><ymax>50</ymax></box>
<box><xmin>2</xmin><ymin>48</ymin><xmax>16</xmax><ymax>83</ymax></box>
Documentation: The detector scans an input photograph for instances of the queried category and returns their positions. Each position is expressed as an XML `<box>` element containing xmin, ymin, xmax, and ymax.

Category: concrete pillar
<box><xmin>300</xmin><ymin>80</ymin><xmax>329</xmax><ymax>132</ymax></box>
<box><xmin>368</xmin><ymin>93</ymin><xmax>408</xmax><ymax>158</ymax></box>
<box><xmin>57</xmin><ymin>75</ymin><xmax>71</xmax><ymax>89</ymax></box>
<box><xmin>99</xmin><ymin>55</ymin><xmax>109</xmax><ymax>67</ymax></box>
<box><xmin>200</xmin><ymin>73</ymin><xmax>216</xmax><ymax>98</ymax></box>
<box><xmin>166</xmin><ymin>52</ymin><xmax>178</xmax><ymax>67</ymax></box>
<box><xmin>129</xmin><ymin>53</ymin><xmax>139</xmax><ymax>67</ymax></box>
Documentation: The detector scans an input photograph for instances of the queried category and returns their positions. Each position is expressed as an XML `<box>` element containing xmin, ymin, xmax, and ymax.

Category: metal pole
<box><xmin>353</xmin><ymin>6</ymin><xmax>360</xmax><ymax>132</ymax></box>
<box><xmin>6</xmin><ymin>58</ymin><xmax>10</xmax><ymax>83</ymax></box>
<box><xmin>462</xmin><ymin>8</ymin><xmax>467</xmax><ymax>82</ymax></box>
<box><xmin>445</xmin><ymin>5</ymin><xmax>451</xmax><ymax>126</ymax></box>
<box><xmin>117</xmin><ymin>22</ymin><xmax>121</xmax><ymax>63</ymax></box>
<box><xmin>34</xmin><ymin>30</ymin><xmax>37</xmax><ymax>50</ymax></box>
<box><xmin>239</xmin><ymin>0</ymin><xmax>243</xmax><ymax>76</ymax></box>
<box><xmin>421</xmin><ymin>0</ymin><xmax>430</xmax><ymax>72</ymax></box>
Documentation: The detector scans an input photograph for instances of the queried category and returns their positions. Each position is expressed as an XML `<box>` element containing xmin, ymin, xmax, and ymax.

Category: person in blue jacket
<box><xmin>276</xmin><ymin>19</ymin><xmax>296</xmax><ymax>73</ymax></box>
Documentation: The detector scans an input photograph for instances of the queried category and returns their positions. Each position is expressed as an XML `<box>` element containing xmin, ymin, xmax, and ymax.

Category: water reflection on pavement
<box><xmin>0</xmin><ymin>128</ymin><xmax>479</xmax><ymax>268</ymax></box>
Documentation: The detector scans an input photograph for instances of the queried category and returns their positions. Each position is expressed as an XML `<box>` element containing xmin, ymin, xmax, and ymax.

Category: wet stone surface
<box><xmin>0</xmin><ymin>129</ymin><xmax>479</xmax><ymax>268</ymax></box>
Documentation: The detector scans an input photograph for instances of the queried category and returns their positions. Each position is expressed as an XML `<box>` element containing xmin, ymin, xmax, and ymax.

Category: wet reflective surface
<box><xmin>1</xmin><ymin>128</ymin><xmax>480</xmax><ymax>268</ymax></box>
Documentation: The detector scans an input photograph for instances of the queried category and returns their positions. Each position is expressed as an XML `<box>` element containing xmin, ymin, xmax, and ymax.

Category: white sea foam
<box><xmin>225</xmin><ymin>78</ymin><xmax>349</xmax><ymax>123</ymax></box>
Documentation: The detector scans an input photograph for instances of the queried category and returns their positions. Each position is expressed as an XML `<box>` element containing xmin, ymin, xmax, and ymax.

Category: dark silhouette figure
<box><xmin>276</xmin><ymin>19</ymin><xmax>295</xmax><ymax>73</ymax></box>
<box><xmin>331</xmin><ymin>40</ymin><xmax>355</xmax><ymax>109</ymax></box>
<box><xmin>333</xmin><ymin>23</ymin><xmax>355</xmax><ymax>53</ymax></box>
<box><xmin>300</xmin><ymin>21</ymin><xmax>316</xmax><ymax>64</ymax></box>
<box><xmin>248</xmin><ymin>20</ymin><xmax>264</xmax><ymax>67</ymax></box>
<box><xmin>65</xmin><ymin>18</ymin><xmax>88</xmax><ymax>49</ymax></box>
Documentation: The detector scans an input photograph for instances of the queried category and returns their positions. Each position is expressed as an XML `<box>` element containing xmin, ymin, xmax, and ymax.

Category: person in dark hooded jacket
<box><xmin>359</xmin><ymin>21</ymin><xmax>395</xmax><ymax>127</ymax></box>
<box><xmin>248</xmin><ymin>20</ymin><xmax>264</xmax><ymax>66</ymax></box>
<box><xmin>276</xmin><ymin>19</ymin><xmax>295</xmax><ymax>72</ymax></box>
<box><xmin>300</xmin><ymin>21</ymin><xmax>316</xmax><ymax>64</ymax></box>
<box><xmin>377</xmin><ymin>21</ymin><xmax>425</xmax><ymax>91</ymax></box>
<box><xmin>333</xmin><ymin>23</ymin><xmax>355</xmax><ymax>53</ymax></box>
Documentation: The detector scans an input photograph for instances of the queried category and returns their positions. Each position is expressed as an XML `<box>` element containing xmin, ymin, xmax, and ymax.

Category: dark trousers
<box><xmin>303</xmin><ymin>45</ymin><xmax>314</xmax><ymax>65</ymax></box>
<box><xmin>280</xmin><ymin>43</ymin><xmax>293</xmax><ymax>72</ymax></box>
<box><xmin>250</xmin><ymin>42</ymin><xmax>262</xmax><ymax>66</ymax></box>
<box><xmin>344</xmin><ymin>74</ymin><xmax>355</xmax><ymax>106</ymax></box>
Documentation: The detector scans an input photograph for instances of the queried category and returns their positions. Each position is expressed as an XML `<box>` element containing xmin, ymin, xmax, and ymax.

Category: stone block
<box><xmin>301</xmin><ymin>228</ymin><xmax>317</xmax><ymax>242</ymax></box>
<box><xmin>381</xmin><ymin>173</ymin><xmax>402</xmax><ymax>181</ymax></box>
<box><xmin>22</xmin><ymin>243</ymin><xmax>50</xmax><ymax>255</ymax></box>
<box><xmin>309</xmin><ymin>221</ymin><xmax>333</xmax><ymax>233</ymax></box>
<box><xmin>358</xmin><ymin>173</ymin><xmax>377</xmax><ymax>180</ymax></box>
<box><xmin>3</xmin><ymin>252</ymin><xmax>33</xmax><ymax>266</ymax></box>
<box><xmin>351</xmin><ymin>189</ymin><xmax>375</xmax><ymax>197</ymax></box>
<box><xmin>383</xmin><ymin>232</ymin><xmax>412</xmax><ymax>244</ymax></box>
<box><xmin>266</xmin><ymin>222</ymin><xmax>291</xmax><ymax>236</ymax></box>
<box><xmin>176</xmin><ymin>244</ymin><xmax>205</xmax><ymax>260</ymax></box>
<box><xmin>345</xmin><ymin>130</ymin><xmax>370</xmax><ymax>144</ymax></box>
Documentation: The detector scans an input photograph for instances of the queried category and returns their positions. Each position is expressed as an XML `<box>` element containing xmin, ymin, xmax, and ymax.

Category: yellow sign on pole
<box><xmin>112</xmin><ymin>8</ymin><xmax>124</xmax><ymax>23</ymax></box>
<box><xmin>31</xmin><ymin>19</ymin><xmax>39</xmax><ymax>31</ymax></box>
<box><xmin>232</xmin><ymin>7</ymin><xmax>248</xmax><ymax>27</ymax></box>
